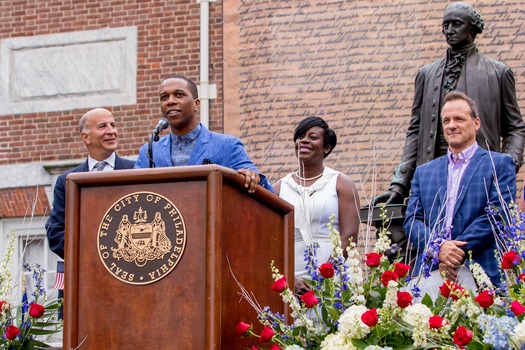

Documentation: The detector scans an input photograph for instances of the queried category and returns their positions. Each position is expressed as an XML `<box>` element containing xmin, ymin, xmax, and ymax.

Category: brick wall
<box><xmin>0</xmin><ymin>186</ymin><xmax>49</xmax><ymax>217</ymax></box>
<box><xmin>0</xmin><ymin>0</ymin><xmax>224</xmax><ymax>165</ymax></box>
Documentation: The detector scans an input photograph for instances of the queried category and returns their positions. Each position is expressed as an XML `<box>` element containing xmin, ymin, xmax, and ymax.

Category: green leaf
<box><xmin>421</xmin><ymin>293</ymin><xmax>434</xmax><ymax>308</ymax></box>
<box><xmin>350</xmin><ymin>338</ymin><xmax>368</xmax><ymax>349</ymax></box>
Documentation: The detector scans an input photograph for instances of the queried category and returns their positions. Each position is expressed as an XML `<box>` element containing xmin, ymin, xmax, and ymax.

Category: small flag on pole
<box><xmin>53</xmin><ymin>261</ymin><xmax>64</xmax><ymax>290</ymax></box>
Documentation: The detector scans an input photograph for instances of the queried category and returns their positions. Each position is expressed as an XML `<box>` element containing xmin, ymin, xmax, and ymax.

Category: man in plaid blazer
<box><xmin>404</xmin><ymin>91</ymin><xmax>516</xmax><ymax>285</ymax></box>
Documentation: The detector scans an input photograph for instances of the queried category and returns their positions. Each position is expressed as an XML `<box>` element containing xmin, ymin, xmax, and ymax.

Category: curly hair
<box><xmin>446</xmin><ymin>2</ymin><xmax>484</xmax><ymax>36</ymax></box>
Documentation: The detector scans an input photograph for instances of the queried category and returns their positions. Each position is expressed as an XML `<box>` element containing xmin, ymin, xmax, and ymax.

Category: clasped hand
<box><xmin>438</xmin><ymin>240</ymin><xmax>467</xmax><ymax>280</ymax></box>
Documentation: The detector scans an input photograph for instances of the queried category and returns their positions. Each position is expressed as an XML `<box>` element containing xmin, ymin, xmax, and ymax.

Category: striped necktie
<box><xmin>93</xmin><ymin>161</ymin><xmax>107</xmax><ymax>171</ymax></box>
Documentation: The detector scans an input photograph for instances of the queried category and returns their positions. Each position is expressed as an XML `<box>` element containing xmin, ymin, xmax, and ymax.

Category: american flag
<box><xmin>53</xmin><ymin>261</ymin><xmax>64</xmax><ymax>290</ymax></box>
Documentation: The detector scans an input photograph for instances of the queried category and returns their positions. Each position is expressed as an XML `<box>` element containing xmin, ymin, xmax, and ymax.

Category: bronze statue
<box><xmin>373</xmin><ymin>2</ymin><xmax>525</xmax><ymax>205</ymax></box>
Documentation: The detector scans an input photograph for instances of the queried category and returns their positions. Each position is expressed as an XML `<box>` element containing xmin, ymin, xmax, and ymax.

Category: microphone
<box><xmin>151</xmin><ymin>118</ymin><xmax>169</xmax><ymax>141</ymax></box>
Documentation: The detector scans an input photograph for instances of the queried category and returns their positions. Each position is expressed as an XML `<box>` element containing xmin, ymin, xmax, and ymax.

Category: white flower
<box><xmin>512</xmin><ymin>319</ymin><xmax>525</xmax><ymax>347</ymax></box>
<box><xmin>382</xmin><ymin>280</ymin><xmax>399</xmax><ymax>309</ymax></box>
<box><xmin>364</xmin><ymin>346</ymin><xmax>393</xmax><ymax>350</ymax></box>
<box><xmin>373</xmin><ymin>234</ymin><xmax>391</xmax><ymax>253</ymax></box>
<box><xmin>345</xmin><ymin>244</ymin><xmax>366</xmax><ymax>302</ymax></box>
<box><xmin>403</xmin><ymin>303</ymin><xmax>433</xmax><ymax>326</ymax></box>
<box><xmin>449</xmin><ymin>298</ymin><xmax>481</xmax><ymax>325</ymax></box>
<box><xmin>354</xmin><ymin>295</ymin><xmax>366</xmax><ymax>304</ymax></box>
<box><xmin>0</xmin><ymin>231</ymin><xmax>16</xmax><ymax>300</ymax></box>
<box><xmin>328</xmin><ymin>214</ymin><xmax>345</xmax><ymax>258</ymax></box>
<box><xmin>285</xmin><ymin>345</ymin><xmax>306</xmax><ymax>350</ymax></box>
<box><xmin>320</xmin><ymin>333</ymin><xmax>355</xmax><ymax>350</ymax></box>
<box><xmin>470</xmin><ymin>262</ymin><xmax>494</xmax><ymax>289</ymax></box>
<box><xmin>337</xmin><ymin>304</ymin><xmax>370</xmax><ymax>339</ymax></box>
<box><xmin>293</xmin><ymin>316</ymin><xmax>314</xmax><ymax>329</ymax></box>
<box><xmin>403</xmin><ymin>303</ymin><xmax>433</xmax><ymax>347</ymax></box>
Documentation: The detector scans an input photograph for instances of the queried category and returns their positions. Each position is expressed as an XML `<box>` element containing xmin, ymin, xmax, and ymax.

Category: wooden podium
<box><xmin>63</xmin><ymin>165</ymin><xmax>294</xmax><ymax>349</ymax></box>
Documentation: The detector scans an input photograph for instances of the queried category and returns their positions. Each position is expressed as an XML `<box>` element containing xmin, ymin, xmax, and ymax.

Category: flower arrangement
<box><xmin>236</xmin><ymin>205</ymin><xmax>525</xmax><ymax>349</ymax></box>
<box><xmin>1</xmin><ymin>232</ymin><xmax>62</xmax><ymax>349</ymax></box>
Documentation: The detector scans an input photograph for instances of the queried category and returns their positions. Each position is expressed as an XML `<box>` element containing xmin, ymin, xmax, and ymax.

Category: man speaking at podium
<box><xmin>134</xmin><ymin>74</ymin><xmax>273</xmax><ymax>193</ymax></box>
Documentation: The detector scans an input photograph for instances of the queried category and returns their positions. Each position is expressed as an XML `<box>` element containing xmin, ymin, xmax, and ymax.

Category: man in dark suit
<box><xmin>374</xmin><ymin>2</ymin><xmax>525</xmax><ymax>205</ymax></box>
<box><xmin>404</xmin><ymin>91</ymin><xmax>516</xmax><ymax>284</ymax></box>
<box><xmin>46</xmin><ymin>108</ymin><xmax>135</xmax><ymax>259</ymax></box>
<box><xmin>134</xmin><ymin>74</ymin><xmax>273</xmax><ymax>193</ymax></box>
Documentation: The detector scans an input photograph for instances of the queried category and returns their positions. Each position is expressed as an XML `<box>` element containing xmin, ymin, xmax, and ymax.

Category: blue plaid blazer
<box><xmin>404</xmin><ymin>147</ymin><xmax>516</xmax><ymax>283</ymax></box>
<box><xmin>135</xmin><ymin>123</ymin><xmax>273</xmax><ymax>192</ymax></box>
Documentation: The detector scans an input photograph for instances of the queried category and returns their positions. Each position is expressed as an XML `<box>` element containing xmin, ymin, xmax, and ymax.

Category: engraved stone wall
<box><xmin>0</xmin><ymin>27</ymin><xmax>137</xmax><ymax>115</ymax></box>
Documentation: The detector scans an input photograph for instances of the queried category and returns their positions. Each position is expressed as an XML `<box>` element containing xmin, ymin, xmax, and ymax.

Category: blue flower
<box><xmin>478</xmin><ymin>314</ymin><xmax>518</xmax><ymax>350</ymax></box>
<box><xmin>411</xmin><ymin>285</ymin><xmax>421</xmax><ymax>298</ymax></box>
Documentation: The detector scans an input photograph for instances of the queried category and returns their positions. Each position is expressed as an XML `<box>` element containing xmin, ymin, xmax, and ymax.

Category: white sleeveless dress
<box><xmin>279</xmin><ymin>167</ymin><xmax>340</xmax><ymax>279</ymax></box>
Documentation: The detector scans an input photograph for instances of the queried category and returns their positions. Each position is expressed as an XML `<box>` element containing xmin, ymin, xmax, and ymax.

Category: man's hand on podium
<box><xmin>238</xmin><ymin>168</ymin><xmax>260</xmax><ymax>193</ymax></box>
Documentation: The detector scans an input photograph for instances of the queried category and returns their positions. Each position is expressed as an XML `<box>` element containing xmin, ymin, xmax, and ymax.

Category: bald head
<box><xmin>79</xmin><ymin>108</ymin><xmax>119</xmax><ymax>161</ymax></box>
<box><xmin>80</xmin><ymin>108</ymin><xmax>114</xmax><ymax>134</ymax></box>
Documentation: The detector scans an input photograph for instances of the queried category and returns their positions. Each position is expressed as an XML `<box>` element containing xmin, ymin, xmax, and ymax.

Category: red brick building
<box><xmin>0</xmin><ymin>1</ymin><xmax>224</xmax><ymax>215</ymax></box>
<box><xmin>0</xmin><ymin>3</ymin><xmax>225</xmax><ymax>337</ymax></box>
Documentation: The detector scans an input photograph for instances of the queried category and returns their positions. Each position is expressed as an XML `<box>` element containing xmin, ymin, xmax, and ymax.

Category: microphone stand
<box><xmin>147</xmin><ymin>130</ymin><xmax>162</xmax><ymax>168</ymax></box>
<box><xmin>147</xmin><ymin>118</ymin><xmax>168</xmax><ymax>168</ymax></box>
<box><xmin>147</xmin><ymin>133</ymin><xmax>155</xmax><ymax>168</ymax></box>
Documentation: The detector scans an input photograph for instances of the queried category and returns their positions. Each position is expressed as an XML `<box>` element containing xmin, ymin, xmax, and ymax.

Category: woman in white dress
<box><xmin>274</xmin><ymin>116</ymin><xmax>361</xmax><ymax>295</ymax></box>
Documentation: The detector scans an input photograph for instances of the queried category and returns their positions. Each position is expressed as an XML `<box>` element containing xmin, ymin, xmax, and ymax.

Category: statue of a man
<box><xmin>374</xmin><ymin>2</ymin><xmax>525</xmax><ymax>205</ymax></box>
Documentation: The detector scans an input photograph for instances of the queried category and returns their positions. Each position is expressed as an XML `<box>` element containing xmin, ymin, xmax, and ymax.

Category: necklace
<box><xmin>295</xmin><ymin>171</ymin><xmax>323</xmax><ymax>181</ymax></box>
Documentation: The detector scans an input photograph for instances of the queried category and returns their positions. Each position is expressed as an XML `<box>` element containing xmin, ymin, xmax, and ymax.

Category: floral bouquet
<box><xmin>1</xmin><ymin>232</ymin><xmax>62</xmax><ymax>349</ymax></box>
<box><xmin>236</xmin><ymin>205</ymin><xmax>525</xmax><ymax>349</ymax></box>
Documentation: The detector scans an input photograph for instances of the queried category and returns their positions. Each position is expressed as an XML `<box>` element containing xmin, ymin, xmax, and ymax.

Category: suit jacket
<box><xmin>392</xmin><ymin>46</ymin><xmax>525</xmax><ymax>193</ymax></box>
<box><xmin>403</xmin><ymin>147</ymin><xmax>516</xmax><ymax>283</ymax></box>
<box><xmin>45</xmin><ymin>155</ymin><xmax>135</xmax><ymax>259</ymax></box>
<box><xmin>134</xmin><ymin>123</ymin><xmax>273</xmax><ymax>191</ymax></box>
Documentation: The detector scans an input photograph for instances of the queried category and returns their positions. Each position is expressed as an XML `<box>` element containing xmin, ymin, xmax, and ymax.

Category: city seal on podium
<box><xmin>97</xmin><ymin>191</ymin><xmax>187</xmax><ymax>285</ymax></box>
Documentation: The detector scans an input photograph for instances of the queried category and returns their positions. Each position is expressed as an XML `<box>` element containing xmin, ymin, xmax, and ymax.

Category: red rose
<box><xmin>361</xmin><ymin>308</ymin><xmax>378</xmax><ymax>327</ymax></box>
<box><xmin>319</xmin><ymin>263</ymin><xmax>335</xmax><ymax>278</ymax></box>
<box><xmin>235</xmin><ymin>321</ymin><xmax>251</xmax><ymax>336</ymax></box>
<box><xmin>0</xmin><ymin>300</ymin><xmax>9</xmax><ymax>314</ymax></box>
<box><xmin>439</xmin><ymin>281</ymin><xmax>466</xmax><ymax>300</ymax></box>
<box><xmin>259</xmin><ymin>326</ymin><xmax>274</xmax><ymax>342</ymax></box>
<box><xmin>439</xmin><ymin>282</ymin><xmax>451</xmax><ymax>298</ymax></box>
<box><xmin>270</xmin><ymin>345</ymin><xmax>282</xmax><ymax>350</ymax></box>
<box><xmin>396</xmin><ymin>291</ymin><xmax>412</xmax><ymax>308</ymax></box>
<box><xmin>511</xmin><ymin>300</ymin><xmax>525</xmax><ymax>316</ymax></box>
<box><xmin>502</xmin><ymin>251</ymin><xmax>521</xmax><ymax>270</ymax></box>
<box><xmin>393</xmin><ymin>262</ymin><xmax>411</xmax><ymax>278</ymax></box>
<box><xmin>453</xmin><ymin>326</ymin><xmax>473</xmax><ymax>347</ymax></box>
<box><xmin>271</xmin><ymin>276</ymin><xmax>288</xmax><ymax>293</ymax></box>
<box><xmin>450</xmin><ymin>285</ymin><xmax>467</xmax><ymax>301</ymax></box>
<box><xmin>474</xmin><ymin>290</ymin><xmax>494</xmax><ymax>309</ymax></box>
<box><xmin>364</xmin><ymin>252</ymin><xmax>382</xmax><ymax>267</ymax></box>
<box><xmin>251</xmin><ymin>347</ymin><xmax>258</xmax><ymax>350</ymax></box>
<box><xmin>380</xmin><ymin>270</ymin><xmax>399</xmax><ymax>286</ymax></box>
<box><xmin>519</xmin><ymin>273</ymin><xmax>525</xmax><ymax>282</ymax></box>
<box><xmin>428</xmin><ymin>315</ymin><xmax>446</xmax><ymax>329</ymax></box>
<box><xmin>300</xmin><ymin>290</ymin><xmax>319</xmax><ymax>308</ymax></box>
<box><xmin>29</xmin><ymin>302</ymin><xmax>45</xmax><ymax>318</ymax></box>
<box><xmin>5</xmin><ymin>325</ymin><xmax>20</xmax><ymax>340</ymax></box>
